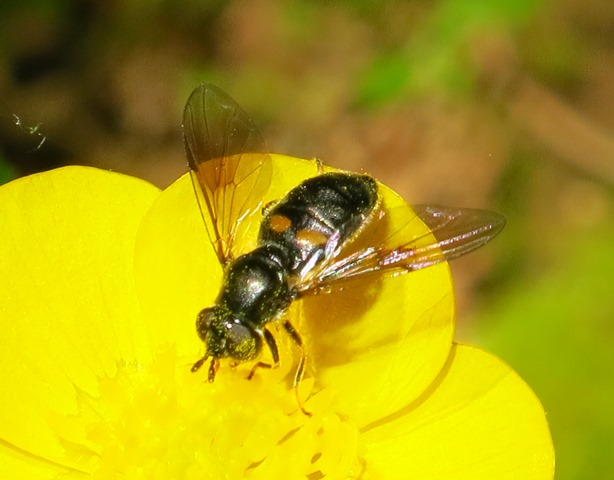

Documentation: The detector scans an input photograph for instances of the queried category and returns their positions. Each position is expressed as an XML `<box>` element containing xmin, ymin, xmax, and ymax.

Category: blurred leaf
<box><xmin>0</xmin><ymin>0</ymin><xmax>60</xmax><ymax>15</ymax></box>
<box><xmin>0</xmin><ymin>155</ymin><xmax>15</xmax><ymax>185</ymax></box>
<box><xmin>354</xmin><ymin>52</ymin><xmax>411</xmax><ymax>107</ymax></box>
<box><xmin>432</xmin><ymin>0</ymin><xmax>542</xmax><ymax>32</ymax></box>
<box><xmin>473</xmin><ymin>223</ymin><xmax>614</xmax><ymax>480</ymax></box>
<box><xmin>355</xmin><ymin>0</ymin><xmax>544</xmax><ymax>107</ymax></box>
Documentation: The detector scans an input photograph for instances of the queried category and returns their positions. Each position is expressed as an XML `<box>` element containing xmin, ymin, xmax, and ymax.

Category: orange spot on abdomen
<box><xmin>295</xmin><ymin>229</ymin><xmax>329</xmax><ymax>247</ymax></box>
<box><xmin>269</xmin><ymin>214</ymin><xmax>292</xmax><ymax>233</ymax></box>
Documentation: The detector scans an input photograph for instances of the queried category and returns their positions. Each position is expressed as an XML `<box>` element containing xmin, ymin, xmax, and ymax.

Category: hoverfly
<box><xmin>183</xmin><ymin>84</ymin><xmax>505</xmax><ymax>415</ymax></box>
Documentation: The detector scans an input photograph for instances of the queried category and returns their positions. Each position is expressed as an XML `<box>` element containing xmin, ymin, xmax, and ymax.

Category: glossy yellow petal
<box><xmin>0</xmin><ymin>167</ymin><xmax>160</xmax><ymax>472</ymax></box>
<box><xmin>361</xmin><ymin>344</ymin><xmax>555</xmax><ymax>479</ymax></box>
<box><xmin>0</xmin><ymin>445</ymin><xmax>76</xmax><ymax>480</ymax></box>
<box><xmin>135</xmin><ymin>154</ymin><xmax>454</xmax><ymax>426</ymax></box>
<box><xmin>0</xmin><ymin>163</ymin><xmax>551</xmax><ymax>479</ymax></box>
<box><xmin>305</xmin><ymin>256</ymin><xmax>453</xmax><ymax>427</ymax></box>
<box><xmin>133</xmin><ymin>170</ymin><xmax>217</xmax><ymax>360</ymax></box>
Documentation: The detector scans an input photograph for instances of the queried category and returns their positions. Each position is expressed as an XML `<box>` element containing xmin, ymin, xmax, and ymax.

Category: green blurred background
<box><xmin>1</xmin><ymin>1</ymin><xmax>612</xmax><ymax>478</ymax></box>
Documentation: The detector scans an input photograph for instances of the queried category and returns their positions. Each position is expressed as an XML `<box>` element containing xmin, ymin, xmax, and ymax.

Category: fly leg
<box><xmin>191</xmin><ymin>355</ymin><xmax>208</xmax><ymax>373</ymax></box>
<box><xmin>247</xmin><ymin>328</ymin><xmax>279</xmax><ymax>379</ymax></box>
<box><xmin>262</xmin><ymin>199</ymin><xmax>278</xmax><ymax>217</ymax></box>
<box><xmin>283</xmin><ymin>320</ymin><xmax>312</xmax><ymax>416</ymax></box>
<box><xmin>312</xmin><ymin>157</ymin><xmax>324</xmax><ymax>174</ymax></box>
<box><xmin>191</xmin><ymin>355</ymin><xmax>219</xmax><ymax>383</ymax></box>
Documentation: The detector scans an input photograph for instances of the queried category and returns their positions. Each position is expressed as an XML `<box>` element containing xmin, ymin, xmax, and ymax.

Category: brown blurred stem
<box><xmin>509</xmin><ymin>76</ymin><xmax>614</xmax><ymax>184</ymax></box>
<box><xmin>474</xmin><ymin>34</ymin><xmax>614</xmax><ymax>186</ymax></box>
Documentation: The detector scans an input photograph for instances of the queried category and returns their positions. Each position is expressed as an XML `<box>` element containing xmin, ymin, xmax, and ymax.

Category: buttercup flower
<box><xmin>0</xmin><ymin>156</ymin><xmax>554</xmax><ymax>479</ymax></box>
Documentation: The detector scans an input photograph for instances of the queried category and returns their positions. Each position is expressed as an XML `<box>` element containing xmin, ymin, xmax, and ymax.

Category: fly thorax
<box><xmin>220</xmin><ymin>246</ymin><xmax>291</xmax><ymax>326</ymax></box>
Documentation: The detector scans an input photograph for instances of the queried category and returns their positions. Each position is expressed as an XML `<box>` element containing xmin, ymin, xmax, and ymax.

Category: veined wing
<box><xmin>296</xmin><ymin>204</ymin><xmax>505</xmax><ymax>296</ymax></box>
<box><xmin>183</xmin><ymin>84</ymin><xmax>272</xmax><ymax>264</ymax></box>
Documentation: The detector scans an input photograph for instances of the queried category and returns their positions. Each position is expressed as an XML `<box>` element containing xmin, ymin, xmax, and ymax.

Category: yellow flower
<box><xmin>0</xmin><ymin>156</ymin><xmax>554</xmax><ymax>479</ymax></box>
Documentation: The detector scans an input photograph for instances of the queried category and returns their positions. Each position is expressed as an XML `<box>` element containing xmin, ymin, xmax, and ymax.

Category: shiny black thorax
<box><xmin>199</xmin><ymin>172</ymin><xmax>378</xmax><ymax>362</ymax></box>
<box><xmin>217</xmin><ymin>243</ymin><xmax>292</xmax><ymax>328</ymax></box>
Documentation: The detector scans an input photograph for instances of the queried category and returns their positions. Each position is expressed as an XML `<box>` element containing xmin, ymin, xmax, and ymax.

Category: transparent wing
<box><xmin>183</xmin><ymin>84</ymin><xmax>272</xmax><ymax>264</ymax></box>
<box><xmin>296</xmin><ymin>204</ymin><xmax>506</xmax><ymax>296</ymax></box>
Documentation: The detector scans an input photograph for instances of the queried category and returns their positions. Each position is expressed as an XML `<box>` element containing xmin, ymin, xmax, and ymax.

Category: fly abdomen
<box><xmin>259</xmin><ymin>173</ymin><xmax>379</xmax><ymax>276</ymax></box>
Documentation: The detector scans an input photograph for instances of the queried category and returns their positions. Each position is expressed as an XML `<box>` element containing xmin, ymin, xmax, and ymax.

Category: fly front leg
<box><xmin>191</xmin><ymin>355</ymin><xmax>208</xmax><ymax>373</ymax></box>
<box><xmin>191</xmin><ymin>354</ymin><xmax>219</xmax><ymax>383</ymax></box>
<box><xmin>247</xmin><ymin>328</ymin><xmax>279</xmax><ymax>380</ymax></box>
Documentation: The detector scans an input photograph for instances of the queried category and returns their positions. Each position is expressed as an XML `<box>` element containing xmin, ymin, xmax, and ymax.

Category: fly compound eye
<box><xmin>195</xmin><ymin>308</ymin><xmax>215</xmax><ymax>342</ymax></box>
<box><xmin>225</xmin><ymin>322</ymin><xmax>260</xmax><ymax>361</ymax></box>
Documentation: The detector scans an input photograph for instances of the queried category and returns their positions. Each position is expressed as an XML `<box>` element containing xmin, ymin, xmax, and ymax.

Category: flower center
<box><xmin>53</xmin><ymin>347</ymin><xmax>364</xmax><ymax>479</ymax></box>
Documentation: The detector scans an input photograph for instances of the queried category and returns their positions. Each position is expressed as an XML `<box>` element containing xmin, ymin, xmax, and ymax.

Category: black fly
<box><xmin>183</xmin><ymin>84</ymin><xmax>505</xmax><ymax>415</ymax></box>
